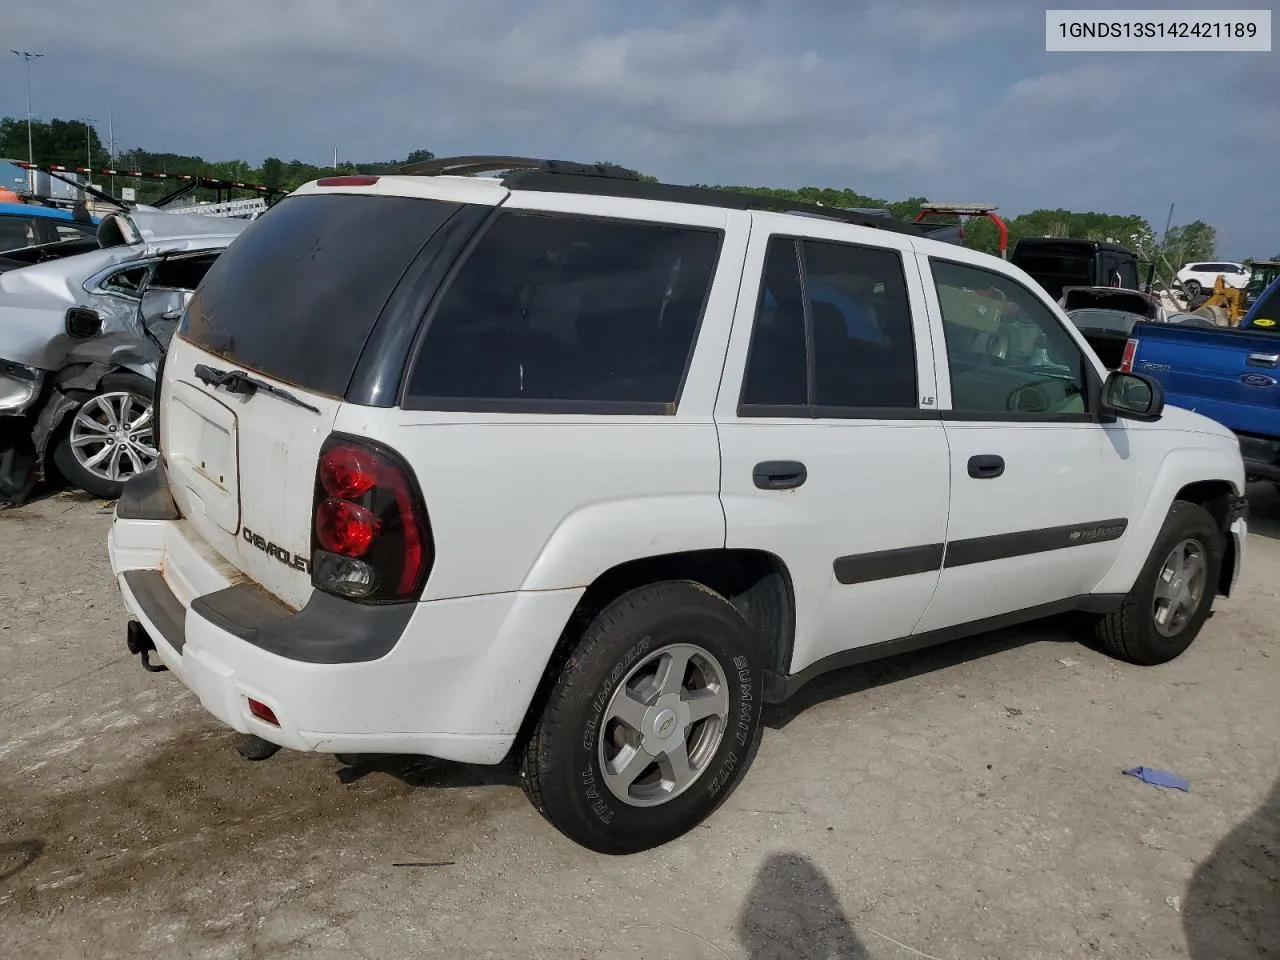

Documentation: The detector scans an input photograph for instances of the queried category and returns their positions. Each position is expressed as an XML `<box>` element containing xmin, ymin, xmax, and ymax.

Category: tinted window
<box><xmin>740</xmin><ymin>237</ymin><xmax>917</xmax><ymax>413</ymax></box>
<box><xmin>406</xmin><ymin>212</ymin><xmax>720</xmax><ymax>410</ymax></box>
<box><xmin>741</xmin><ymin>240</ymin><xmax>807</xmax><ymax>408</ymax></box>
<box><xmin>1117</xmin><ymin>259</ymin><xmax>1139</xmax><ymax>289</ymax></box>
<box><xmin>803</xmin><ymin>239</ymin><xmax>916</xmax><ymax>408</ymax></box>
<box><xmin>182</xmin><ymin>193</ymin><xmax>463</xmax><ymax>398</ymax></box>
<box><xmin>151</xmin><ymin>254</ymin><xmax>219</xmax><ymax>291</ymax></box>
<box><xmin>932</xmin><ymin>259</ymin><xmax>1089</xmax><ymax>416</ymax></box>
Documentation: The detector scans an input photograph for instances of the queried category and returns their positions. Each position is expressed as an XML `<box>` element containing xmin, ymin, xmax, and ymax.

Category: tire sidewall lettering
<box><xmin>578</xmin><ymin>634</ymin><xmax>653</xmax><ymax>825</ymax></box>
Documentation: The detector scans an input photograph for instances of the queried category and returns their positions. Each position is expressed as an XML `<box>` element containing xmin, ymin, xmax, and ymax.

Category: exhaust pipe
<box><xmin>126</xmin><ymin>620</ymin><xmax>168</xmax><ymax>673</ymax></box>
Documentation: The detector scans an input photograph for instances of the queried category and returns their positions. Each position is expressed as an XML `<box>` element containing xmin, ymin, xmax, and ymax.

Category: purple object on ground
<box><xmin>1123</xmin><ymin>766</ymin><xmax>1190</xmax><ymax>792</ymax></box>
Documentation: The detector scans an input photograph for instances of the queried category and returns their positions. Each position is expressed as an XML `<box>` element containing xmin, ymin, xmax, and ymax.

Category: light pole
<box><xmin>9</xmin><ymin>50</ymin><xmax>44</xmax><ymax>167</ymax></box>
<box><xmin>77</xmin><ymin>117</ymin><xmax>95</xmax><ymax>171</ymax></box>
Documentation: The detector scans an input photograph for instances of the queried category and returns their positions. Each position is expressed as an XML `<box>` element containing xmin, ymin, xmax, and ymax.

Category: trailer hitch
<box><xmin>126</xmin><ymin>620</ymin><xmax>168</xmax><ymax>672</ymax></box>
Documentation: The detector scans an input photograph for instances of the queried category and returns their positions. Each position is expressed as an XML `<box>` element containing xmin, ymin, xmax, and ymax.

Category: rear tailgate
<box><xmin>161</xmin><ymin>184</ymin><xmax>497</xmax><ymax>609</ymax></box>
<box><xmin>1128</xmin><ymin>320</ymin><xmax>1280</xmax><ymax>436</ymax></box>
<box><xmin>162</xmin><ymin>337</ymin><xmax>341</xmax><ymax>608</ymax></box>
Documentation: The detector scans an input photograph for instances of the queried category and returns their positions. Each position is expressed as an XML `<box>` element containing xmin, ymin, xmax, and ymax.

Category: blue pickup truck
<box><xmin>1123</xmin><ymin>274</ymin><xmax>1280</xmax><ymax>481</ymax></box>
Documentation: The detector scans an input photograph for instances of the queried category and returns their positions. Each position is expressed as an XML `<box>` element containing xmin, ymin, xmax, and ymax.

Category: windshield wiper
<box><xmin>193</xmin><ymin>363</ymin><xmax>320</xmax><ymax>415</ymax></box>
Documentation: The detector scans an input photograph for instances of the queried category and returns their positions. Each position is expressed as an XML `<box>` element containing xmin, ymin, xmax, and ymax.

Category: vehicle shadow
<box><xmin>736</xmin><ymin>852</ymin><xmax>870</xmax><ymax>959</ymax></box>
<box><xmin>764</xmin><ymin>617</ymin><xmax>1071</xmax><ymax>731</ymax></box>
<box><xmin>1183</xmin><ymin>774</ymin><xmax>1280</xmax><ymax>958</ymax></box>
<box><xmin>333</xmin><ymin>751</ymin><xmax>520</xmax><ymax>789</ymax></box>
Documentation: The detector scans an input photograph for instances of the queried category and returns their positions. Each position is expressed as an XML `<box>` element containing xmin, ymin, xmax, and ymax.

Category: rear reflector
<box><xmin>248</xmin><ymin>698</ymin><xmax>279</xmax><ymax>726</ymax></box>
<box><xmin>316</xmin><ymin>175</ymin><xmax>379</xmax><ymax>187</ymax></box>
<box><xmin>1120</xmin><ymin>338</ymin><xmax>1138</xmax><ymax>372</ymax></box>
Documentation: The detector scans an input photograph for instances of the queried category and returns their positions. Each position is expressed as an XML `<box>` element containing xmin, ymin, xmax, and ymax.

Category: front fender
<box><xmin>518</xmin><ymin>494</ymin><xmax>727</xmax><ymax>592</ymax></box>
<box><xmin>1093</xmin><ymin>444</ymin><xmax>1245</xmax><ymax>596</ymax></box>
<box><xmin>30</xmin><ymin>362</ymin><xmax>119</xmax><ymax>469</ymax></box>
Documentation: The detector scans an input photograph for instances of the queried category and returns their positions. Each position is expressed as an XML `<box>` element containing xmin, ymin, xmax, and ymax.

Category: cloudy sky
<box><xmin>5</xmin><ymin>0</ymin><xmax>1277</xmax><ymax>256</ymax></box>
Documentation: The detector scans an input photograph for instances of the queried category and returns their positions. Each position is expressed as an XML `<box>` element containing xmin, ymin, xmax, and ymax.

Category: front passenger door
<box><xmin>915</xmin><ymin>254</ymin><xmax>1135</xmax><ymax>633</ymax></box>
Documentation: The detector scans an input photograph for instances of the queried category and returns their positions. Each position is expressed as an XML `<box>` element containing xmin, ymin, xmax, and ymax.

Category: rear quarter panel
<box><xmin>335</xmin><ymin>204</ymin><xmax>752</xmax><ymax>600</ymax></box>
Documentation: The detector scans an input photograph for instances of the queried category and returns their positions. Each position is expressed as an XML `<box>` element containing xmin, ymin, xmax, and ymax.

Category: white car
<box><xmin>1176</xmin><ymin>261</ymin><xmax>1251</xmax><ymax>297</ymax></box>
<box><xmin>108</xmin><ymin>159</ymin><xmax>1248</xmax><ymax>854</ymax></box>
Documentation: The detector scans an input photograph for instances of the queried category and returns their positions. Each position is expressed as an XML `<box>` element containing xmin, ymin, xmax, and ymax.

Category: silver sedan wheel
<box><xmin>1152</xmin><ymin>537</ymin><xmax>1207</xmax><ymax>637</ymax></box>
<box><xmin>597</xmin><ymin>642</ymin><xmax>730</xmax><ymax>808</ymax></box>
<box><xmin>68</xmin><ymin>391</ymin><xmax>157</xmax><ymax>483</ymax></box>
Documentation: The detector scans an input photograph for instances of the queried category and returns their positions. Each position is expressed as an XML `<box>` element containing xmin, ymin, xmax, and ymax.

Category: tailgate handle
<box><xmin>1247</xmin><ymin>353</ymin><xmax>1280</xmax><ymax>367</ymax></box>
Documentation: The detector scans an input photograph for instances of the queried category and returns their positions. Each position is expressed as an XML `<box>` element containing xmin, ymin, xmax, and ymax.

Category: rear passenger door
<box><xmin>716</xmin><ymin>216</ymin><xmax>951</xmax><ymax>679</ymax></box>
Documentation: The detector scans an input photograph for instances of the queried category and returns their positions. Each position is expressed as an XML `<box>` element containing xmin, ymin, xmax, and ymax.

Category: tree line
<box><xmin>3</xmin><ymin>115</ymin><xmax>1260</xmax><ymax>280</ymax></box>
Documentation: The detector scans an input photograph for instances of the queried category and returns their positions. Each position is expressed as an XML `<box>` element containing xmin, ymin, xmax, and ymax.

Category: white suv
<box><xmin>108</xmin><ymin>158</ymin><xmax>1248</xmax><ymax>854</ymax></box>
<box><xmin>1176</xmin><ymin>261</ymin><xmax>1251</xmax><ymax>297</ymax></box>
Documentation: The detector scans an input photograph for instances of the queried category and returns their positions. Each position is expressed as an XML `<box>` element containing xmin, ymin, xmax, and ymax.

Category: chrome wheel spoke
<box><xmin>609</xmin><ymin>691</ymin><xmax>650</xmax><ymax>735</ymax></box>
<box><xmin>656</xmin><ymin>647</ymin><xmax>694</xmax><ymax>698</ymax></box>
<box><xmin>660</xmin><ymin>740</ymin><xmax>695</xmax><ymax>792</ymax></box>
<box><xmin>127</xmin><ymin>406</ymin><xmax>153</xmax><ymax>431</ymax></box>
<box><xmin>82</xmin><ymin>443</ymin><xmax>114</xmax><ymax>469</ymax></box>
<box><xmin>73</xmin><ymin>413</ymin><xmax>112</xmax><ymax>435</ymax></box>
<box><xmin>603</xmin><ymin>745</ymin><xmax>653</xmax><ymax>794</ymax></box>
<box><xmin>684</xmin><ymin>688</ymin><xmax>728</xmax><ymax>725</ymax></box>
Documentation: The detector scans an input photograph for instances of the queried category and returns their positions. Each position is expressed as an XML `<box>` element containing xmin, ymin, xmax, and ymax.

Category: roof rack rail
<box><xmin>396</xmin><ymin>155</ymin><xmax>640</xmax><ymax>180</ymax></box>
<box><xmin>392</xmin><ymin>155</ymin><xmax>933</xmax><ymax>239</ymax></box>
<box><xmin>500</xmin><ymin>171</ymin><xmax>929</xmax><ymax>237</ymax></box>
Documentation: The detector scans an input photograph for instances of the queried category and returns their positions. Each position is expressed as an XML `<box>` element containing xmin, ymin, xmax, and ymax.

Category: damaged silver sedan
<box><xmin>0</xmin><ymin>209</ymin><xmax>247</xmax><ymax>504</ymax></box>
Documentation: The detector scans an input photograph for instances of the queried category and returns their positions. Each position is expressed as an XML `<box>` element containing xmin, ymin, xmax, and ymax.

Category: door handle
<box><xmin>753</xmin><ymin>460</ymin><xmax>807</xmax><ymax>490</ymax></box>
<box><xmin>1247</xmin><ymin>353</ymin><xmax>1279</xmax><ymax>367</ymax></box>
<box><xmin>967</xmin><ymin>454</ymin><xmax>1005</xmax><ymax>479</ymax></box>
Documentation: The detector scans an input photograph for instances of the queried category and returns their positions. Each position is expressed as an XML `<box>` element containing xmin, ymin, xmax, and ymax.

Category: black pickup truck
<box><xmin>1011</xmin><ymin>238</ymin><xmax>1146</xmax><ymax>300</ymax></box>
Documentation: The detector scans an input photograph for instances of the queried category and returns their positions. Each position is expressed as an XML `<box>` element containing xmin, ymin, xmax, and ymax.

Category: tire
<box><xmin>1094</xmin><ymin>501</ymin><xmax>1223</xmax><ymax>666</ymax></box>
<box><xmin>1183</xmin><ymin>279</ymin><xmax>1201</xmax><ymax>298</ymax></box>
<box><xmin>518</xmin><ymin>581</ymin><xmax>765</xmax><ymax>854</ymax></box>
<box><xmin>51</xmin><ymin>372</ymin><xmax>158</xmax><ymax>500</ymax></box>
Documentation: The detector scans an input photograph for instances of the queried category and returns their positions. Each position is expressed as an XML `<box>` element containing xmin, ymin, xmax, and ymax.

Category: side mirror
<box><xmin>1101</xmin><ymin>371</ymin><xmax>1164</xmax><ymax>422</ymax></box>
<box><xmin>65</xmin><ymin>307</ymin><xmax>103</xmax><ymax>339</ymax></box>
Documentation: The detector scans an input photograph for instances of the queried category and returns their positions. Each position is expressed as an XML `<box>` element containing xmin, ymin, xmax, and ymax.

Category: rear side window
<box><xmin>404</xmin><ymin>212</ymin><xmax>721</xmax><ymax>412</ymax></box>
<box><xmin>739</xmin><ymin>236</ymin><xmax>918</xmax><ymax>415</ymax></box>
<box><xmin>151</xmin><ymin>254</ymin><xmax>219</xmax><ymax>291</ymax></box>
<box><xmin>181</xmin><ymin>193</ymin><xmax>464</xmax><ymax>398</ymax></box>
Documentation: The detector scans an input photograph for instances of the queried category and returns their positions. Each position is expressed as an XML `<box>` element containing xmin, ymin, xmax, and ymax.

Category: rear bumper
<box><xmin>109</xmin><ymin>504</ymin><xmax>583</xmax><ymax>764</ymax></box>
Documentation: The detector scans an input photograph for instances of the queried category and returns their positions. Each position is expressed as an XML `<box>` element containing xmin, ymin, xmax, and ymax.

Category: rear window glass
<box><xmin>405</xmin><ymin>211</ymin><xmax>721</xmax><ymax>412</ymax></box>
<box><xmin>180</xmin><ymin>193</ymin><xmax>463</xmax><ymax>398</ymax></box>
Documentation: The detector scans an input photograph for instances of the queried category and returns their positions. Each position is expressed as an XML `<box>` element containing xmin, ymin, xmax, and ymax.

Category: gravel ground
<box><xmin>1</xmin><ymin>485</ymin><xmax>1277</xmax><ymax>960</ymax></box>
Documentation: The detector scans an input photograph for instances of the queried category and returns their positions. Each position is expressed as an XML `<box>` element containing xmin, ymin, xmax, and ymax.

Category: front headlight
<box><xmin>0</xmin><ymin>360</ymin><xmax>43</xmax><ymax>415</ymax></box>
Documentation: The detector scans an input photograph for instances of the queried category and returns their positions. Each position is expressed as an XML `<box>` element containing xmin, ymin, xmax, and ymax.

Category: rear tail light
<box><xmin>1120</xmin><ymin>338</ymin><xmax>1138</xmax><ymax>372</ymax></box>
<box><xmin>311</xmin><ymin>434</ymin><xmax>432</xmax><ymax>603</ymax></box>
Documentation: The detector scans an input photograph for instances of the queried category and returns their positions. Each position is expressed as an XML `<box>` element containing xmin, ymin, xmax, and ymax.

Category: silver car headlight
<box><xmin>0</xmin><ymin>360</ymin><xmax>43</xmax><ymax>415</ymax></box>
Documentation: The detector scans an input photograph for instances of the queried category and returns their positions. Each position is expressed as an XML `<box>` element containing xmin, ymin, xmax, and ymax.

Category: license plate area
<box><xmin>166</xmin><ymin>379</ymin><xmax>240</xmax><ymax>533</ymax></box>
